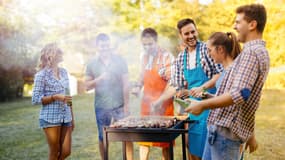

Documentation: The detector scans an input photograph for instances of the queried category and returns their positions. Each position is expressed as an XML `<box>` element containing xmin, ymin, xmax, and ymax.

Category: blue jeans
<box><xmin>39</xmin><ymin>119</ymin><xmax>72</xmax><ymax>129</ymax></box>
<box><xmin>95</xmin><ymin>105</ymin><xmax>125</xmax><ymax>141</ymax></box>
<box><xmin>202</xmin><ymin>125</ymin><xmax>242</xmax><ymax>160</ymax></box>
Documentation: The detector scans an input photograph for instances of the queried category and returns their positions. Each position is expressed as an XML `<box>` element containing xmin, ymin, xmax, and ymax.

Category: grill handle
<box><xmin>183</xmin><ymin>119</ymin><xmax>196</xmax><ymax>124</ymax></box>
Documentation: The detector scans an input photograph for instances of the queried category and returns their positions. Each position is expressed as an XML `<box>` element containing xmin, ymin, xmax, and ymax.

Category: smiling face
<box><xmin>96</xmin><ymin>39</ymin><xmax>112</xmax><ymax>56</ymax></box>
<box><xmin>233</xmin><ymin>13</ymin><xmax>250</xmax><ymax>43</ymax></box>
<box><xmin>206</xmin><ymin>40</ymin><xmax>224</xmax><ymax>64</ymax></box>
<box><xmin>53</xmin><ymin>49</ymin><xmax>63</xmax><ymax>64</ymax></box>
<box><xmin>180</xmin><ymin>23</ymin><xmax>198</xmax><ymax>49</ymax></box>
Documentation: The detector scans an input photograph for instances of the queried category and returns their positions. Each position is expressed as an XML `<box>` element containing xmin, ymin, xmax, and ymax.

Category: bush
<box><xmin>264</xmin><ymin>72</ymin><xmax>285</xmax><ymax>89</ymax></box>
<box><xmin>0</xmin><ymin>66</ymin><xmax>24</xmax><ymax>101</ymax></box>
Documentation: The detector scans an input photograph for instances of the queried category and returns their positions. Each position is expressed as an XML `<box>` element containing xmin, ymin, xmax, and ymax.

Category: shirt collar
<box><xmin>143</xmin><ymin>46</ymin><xmax>161</xmax><ymax>57</ymax></box>
<box><xmin>243</xmin><ymin>39</ymin><xmax>266</xmax><ymax>49</ymax></box>
<box><xmin>44</xmin><ymin>67</ymin><xmax>63</xmax><ymax>76</ymax></box>
<box><xmin>44</xmin><ymin>67</ymin><xmax>53</xmax><ymax>74</ymax></box>
<box><xmin>184</xmin><ymin>41</ymin><xmax>201</xmax><ymax>53</ymax></box>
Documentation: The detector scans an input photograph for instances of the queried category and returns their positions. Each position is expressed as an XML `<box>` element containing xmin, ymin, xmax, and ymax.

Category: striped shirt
<box><xmin>208</xmin><ymin>40</ymin><xmax>270</xmax><ymax>142</ymax></box>
<box><xmin>171</xmin><ymin>42</ymin><xmax>223</xmax><ymax>87</ymax></box>
<box><xmin>141</xmin><ymin>47</ymin><xmax>174</xmax><ymax>81</ymax></box>
<box><xmin>32</xmin><ymin>67</ymin><xmax>72</xmax><ymax>124</ymax></box>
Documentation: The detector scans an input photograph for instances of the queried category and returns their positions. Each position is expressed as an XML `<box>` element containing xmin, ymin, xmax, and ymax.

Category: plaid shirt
<box><xmin>170</xmin><ymin>42</ymin><xmax>223</xmax><ymax>87</ymax></box>
<box><xmin>32</xmin><ymin>67</ymin><xmax>72</xmax><ymax>123</ymax></box>
<box><xmin>208</xmin><ymin>40</ymin><xmax>270</xmax><ymax>142</ymax></box>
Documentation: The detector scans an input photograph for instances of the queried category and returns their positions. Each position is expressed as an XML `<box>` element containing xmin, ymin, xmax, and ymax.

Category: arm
<box><xmin>151</xmin><ymin>53</ymin><xmax>178</xmax><ymax>108</ymax></box>
<box><xmin>245</xmin><ymin>131</ymin><xmax>258</xmax><ymax>153</ymax></box>
<box><xmin>32</xmin><ymin>71</ymin><xmax>69</xmax><ymax>105</ymax></box>
<box><xmin>41</xmin><ymin>95</ymin><xmax>56</xmax><ymax>105</ymax></box>
<box><xmin>189</xmin><ymin>73</ymin><xmax>220</xmax><ymax>98</ymax></box>
<box><xmin>85</xmin><ymin>74</ymin><xmax>106</xmax><ymax>91</ymax></box>
<box><xmin>137</xmin><ymin>66</ymin><xmax>144</xmax><ymax>88</ymax></box>
<box><xmin>70</xmin><ymin>105</ymin><xmax>75</xmax><ymax>131</ymax></box>
<box><xmin>202</xmin><ymin>74</ymin><xmax>220</xmax><ymax>90</ymax></box>
<box><xmin>84</xmin><ymin>60</ymin><xmax>107</xmax><ymax>91</ymax></box>
<box><xmin>31</xmin><ymin>72</ymin><xmax>58</xmax><ymax>105</ymax></box>
<box><xmin>152</xmin><ymin>84</ymin><xmax>177</xmax><ymax>107</ymax></box>
<box><xmin>188</xmin><ymin>44</ymin><xmax>223</xmax><ymax>98</ymax></box>
<box><xmin>186</xmin><ymin>52</ymin><xmax>260</xmax><ymax>115</ymax></box>
<box><xmin>122</xmin><ymin>73</ymin><xmax>130</xmax><ymax>114</ymax></box>
<box><xmin>32</xmin><ymin>72</ymin><xmax>45</xmax><ymax>105</ymax></box>
<box><xmin>43</xmin><ymin>69</ymin><xmax>71</xmax><ymax>105</ymax></box>
<box><xmin>185</xmin><ymin>92</ymin><xmax>233</xmax><ymax>115</ymax></box>
<box><xmin>131</xmin><ymin>56</ymin><xmax>145</xmax><ymax>96</ymax></box>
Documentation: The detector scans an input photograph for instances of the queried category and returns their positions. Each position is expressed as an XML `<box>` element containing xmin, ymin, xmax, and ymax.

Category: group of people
<box><xmin>32</xmin><ymin>3</ymin><xmax>269</xmax><ymax>160</ymax></box>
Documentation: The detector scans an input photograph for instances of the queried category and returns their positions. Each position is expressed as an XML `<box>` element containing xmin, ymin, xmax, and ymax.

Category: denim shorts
<box><xmin>202</xmin><ymin>125</ymin><xmax>242</xmax><ymax>160</ymax></box>
<box><xmin>95</xmin><ymin>106</ymin><xmax>125</xmax><ymax>141</ymax></box>
<box><xmin>39</xmin><ymin>119</ymin><xmax>72</xmax><ymax>129</ymax></box>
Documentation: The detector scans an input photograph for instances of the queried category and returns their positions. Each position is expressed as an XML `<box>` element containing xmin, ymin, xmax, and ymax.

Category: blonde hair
<box><xmin>38</xmin><ymin>43</ymin><xmax>62</xmax><ymax>70</ymax></box>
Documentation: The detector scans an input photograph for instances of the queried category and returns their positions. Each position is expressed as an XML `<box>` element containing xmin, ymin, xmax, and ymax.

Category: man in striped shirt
<box><xmin>185</xmin><ymin>4</ymin><xmax>269</xmax><ymax>160</ymax></box>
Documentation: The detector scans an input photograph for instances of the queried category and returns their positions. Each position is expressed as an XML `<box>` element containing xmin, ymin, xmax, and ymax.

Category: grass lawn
<box><xmin>0</xmin><ymin>89</ymin><xmax>284</xmax><ymax>160</ymax></box>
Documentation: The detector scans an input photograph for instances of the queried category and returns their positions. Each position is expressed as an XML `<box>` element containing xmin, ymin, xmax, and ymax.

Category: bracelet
<box><xmin>202</xmin><ymin>86</ymin><xmax>207</xmax><ymax>92</ymax></box>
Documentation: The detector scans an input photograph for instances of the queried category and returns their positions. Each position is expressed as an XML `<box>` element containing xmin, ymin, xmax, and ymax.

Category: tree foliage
<box><xmin>110</xmin><ymin>0</ymin><xmax>285</xmax><ymax>67</ymax></box>
<box><xmin>0</xmin><ymin>0</ymin><xmax>285</xmax><ymax>97</ymax></box>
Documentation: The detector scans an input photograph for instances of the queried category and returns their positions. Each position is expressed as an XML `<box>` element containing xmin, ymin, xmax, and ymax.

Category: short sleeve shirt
<box><xmin>85</xmin><ymin>54</ymin><xmax>128</xmax><ymax>109</ymax></box>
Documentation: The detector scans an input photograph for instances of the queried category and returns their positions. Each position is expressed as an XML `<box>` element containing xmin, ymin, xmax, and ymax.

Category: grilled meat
<box><xmin>109</xmin><ymin>116</ymin><xmax>176</xmax><ymax>128</ymax></box>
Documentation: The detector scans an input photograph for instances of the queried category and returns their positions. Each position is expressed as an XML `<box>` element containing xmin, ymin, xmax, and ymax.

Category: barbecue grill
<box><xmin>103</xmin><ymin>116</ymin><xmax>195</xmax><ymax>160</ymax></box>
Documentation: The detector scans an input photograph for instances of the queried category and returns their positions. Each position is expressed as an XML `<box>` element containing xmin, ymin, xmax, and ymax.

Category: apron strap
<box><xmin>183</xmin><ymin>42</ymin><xmax>201</xmax><ymax>71</ymax></box>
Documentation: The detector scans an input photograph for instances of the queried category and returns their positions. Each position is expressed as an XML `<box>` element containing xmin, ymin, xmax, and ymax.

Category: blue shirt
<box><xmin>215</xmin><ymin>70</ymin><xmax>226</xmax><ymax>89</ymax></box>
<box><xmin>32</xmin><ymin>67</ymin><xmax>72</xmax><ymax>123</ymax></box>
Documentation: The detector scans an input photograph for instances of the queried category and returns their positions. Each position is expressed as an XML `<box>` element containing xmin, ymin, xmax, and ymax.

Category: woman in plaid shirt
<box><xmin>32</xmin><ymin>43</ymin><xmax>74</xmax><ymax>160</ymax></box>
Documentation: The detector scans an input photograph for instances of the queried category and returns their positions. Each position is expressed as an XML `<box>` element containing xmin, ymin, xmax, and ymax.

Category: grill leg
<box><xmin>103</xmin><ymin>128</ymin><xmax>109</xmax><ymax>160</ymax></box>
<box><xmin>122</xmin><ymin>141</ymin><xmax>126</xmax><ymax>160</ymax></box>
<box><xmin>169</xmin><ymin>141</ymin><xmax>174</xmax><ymax>160</ymax></box>
<box><xmin>182</xmin><ymin>133</ymin><xmax>186</xmax><ymax>160</ymax></box>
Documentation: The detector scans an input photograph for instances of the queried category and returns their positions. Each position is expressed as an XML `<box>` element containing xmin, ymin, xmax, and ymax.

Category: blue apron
<box><xmin>183</xmin><ymin>42</ymin><xmax>216</xmax><ymax>157</ymax></box>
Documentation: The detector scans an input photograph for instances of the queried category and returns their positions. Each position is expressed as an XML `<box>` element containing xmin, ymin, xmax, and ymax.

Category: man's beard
<box><xmin>185</xmin><ymin>37</ymin><xmax>197</xmax><ymax>48</ymax></box>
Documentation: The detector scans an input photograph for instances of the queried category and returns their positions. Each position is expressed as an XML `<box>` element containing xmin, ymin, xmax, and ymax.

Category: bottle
<box><xmin>65</xmin><ymin>88</ymin><xmax>72</xmax><ymax>106</ymax></box>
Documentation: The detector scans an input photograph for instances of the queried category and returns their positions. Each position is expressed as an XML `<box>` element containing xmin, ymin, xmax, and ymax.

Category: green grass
<box><xmin>0</xmin><ymin>89</ymin><xmax>285</xmax><ymax>159</ymax></box>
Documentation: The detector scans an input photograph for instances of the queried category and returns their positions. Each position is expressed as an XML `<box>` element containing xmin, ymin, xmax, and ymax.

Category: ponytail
<box><xmin>208</xmin><ymin>32</ymin><xmax>241</xmax><ymax>59</ymax></box>
<box><xmin>226</xmin><ymin>32</ymin><xmax>241</xmax><ymax>59</ymax></box>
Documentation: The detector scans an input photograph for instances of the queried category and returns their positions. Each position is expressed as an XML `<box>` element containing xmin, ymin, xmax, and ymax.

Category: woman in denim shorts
<box><xmin>32</xmin><ymin>43</ymin><xmax>74</xmax><ymax>160</ymax></box>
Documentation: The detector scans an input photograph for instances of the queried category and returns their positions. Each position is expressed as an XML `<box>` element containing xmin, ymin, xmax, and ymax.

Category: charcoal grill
<box><xmin>103</xmin><ymin>116</ymin><xmax>195</xmax><ymax>160</ymax></box>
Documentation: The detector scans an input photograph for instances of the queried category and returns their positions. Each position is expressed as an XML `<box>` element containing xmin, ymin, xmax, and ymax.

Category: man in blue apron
<box><xmin>176</xmin><ymin>18</ymin><xmax>223</xmax><ymax>160</ymax></box>
<box><xmin>152</xmin><ymin>18</ymin><xmax>223</xmax><ymax>159</ymax></box>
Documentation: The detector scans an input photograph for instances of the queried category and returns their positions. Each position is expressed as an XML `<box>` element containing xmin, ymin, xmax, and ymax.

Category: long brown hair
<box><xmin>38</xmin><ymin>43</ymin><xmax>62</xmax><ymax>70</ymax></box>
<box><xmin>208</xmin><ymin>32</ymin><xmax>241</xmax><ymax>59</ymax></box>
